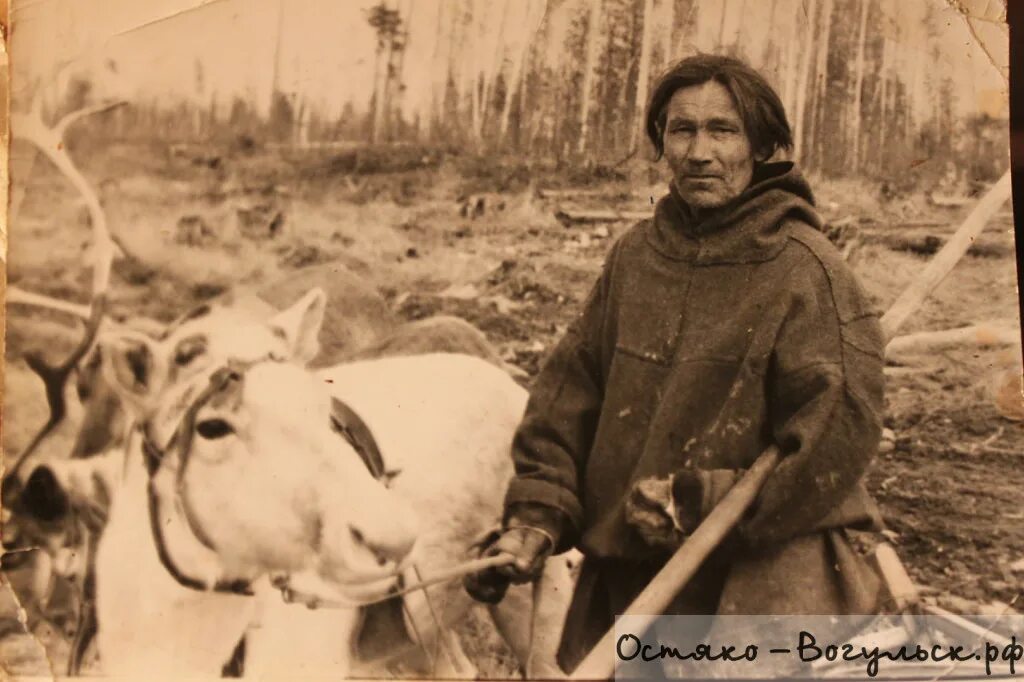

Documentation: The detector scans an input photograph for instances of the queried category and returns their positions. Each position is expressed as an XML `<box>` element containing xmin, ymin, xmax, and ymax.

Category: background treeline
<box><xmin>29</xmin><ymin>0</ymin><xmax>1010</xmax><ymax>182</ymax></box>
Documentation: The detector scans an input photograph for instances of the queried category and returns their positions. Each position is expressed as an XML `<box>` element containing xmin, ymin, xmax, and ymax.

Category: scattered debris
<box><xmin>174</xmin><ymin>215</ymin><xmax>216</xmax><ymax>246</ymax></box>
<box><xmin>929</xmin><ymin>193</ymin><xmax>973</xmax><ymax>208</ymax></box>
<box><xmin>439</xmin><ymin>283</ymin><xmax>480</xmax><ymax>300</ymax></box>
<box><xmin>879</xmin><ymin>428</ymin><xmax>896</xmax><ymax>454</ymax></box>
<box><xmin>278</xmin><ymin>243</ymin><xmax>324</xmax><ymax>269</ymax></box>
<box><xmin>236</xmin><ymin>203</ymin><xmax>286</xmax><ymax>240</ymax></box>
<box><xmin>486</xmin><ymin>295</ymin><xmax>520</xmax><ymax>315</ymax></box>
<box><xmin>458</xmin><ymin>193</ymin><xmax>506</xmax><ymax>219</ymax></box>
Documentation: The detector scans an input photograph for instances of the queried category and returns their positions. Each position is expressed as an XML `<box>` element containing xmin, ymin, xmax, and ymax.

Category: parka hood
<box><xmin>646</xmin><ymin>161</ymin><xmax>823</xmax><ymax>264</ymax></box>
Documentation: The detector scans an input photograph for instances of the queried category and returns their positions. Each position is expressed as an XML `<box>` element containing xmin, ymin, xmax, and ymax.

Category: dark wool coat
<box><xmin>502</xmin><ymin>163</ymin><xmax>887</xmax><ymax>669</ymax></box>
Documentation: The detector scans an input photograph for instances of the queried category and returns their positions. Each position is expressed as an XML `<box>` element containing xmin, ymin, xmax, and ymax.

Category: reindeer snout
<box><xmin>349</xmin><ymin>523</ymin><xmax>415</xmax><ymax>566</ymax></box>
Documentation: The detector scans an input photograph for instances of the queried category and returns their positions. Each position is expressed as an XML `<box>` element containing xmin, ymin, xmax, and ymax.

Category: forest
<box><xmin>25</xmin><ymin>0</ymin><xmax>1009</xmax><ymax>185</ymax></box>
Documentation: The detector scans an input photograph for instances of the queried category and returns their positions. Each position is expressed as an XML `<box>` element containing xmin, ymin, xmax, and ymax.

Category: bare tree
<box><xmin>578</xmin><ymin>0</ymin><xmax>604</xmax><ymax>154</ymax></box>
<box><xmin>807</xmin><ymin>0</ymin><xmax>833</xmax><ymax>169</ymax></box>
<box><xmin>791</xmin><ymin>0</ymin><xmax>818</xmax><ymax>162</ymax></box>
<box><xmin>366</xmin><ymin>1</ymin><xmax>406</xmax><ymax>143</ymax></box>
<box><xmin>849</xmin><ymin>0</ymin><xmax>871</xmax><ymax>171</ymax></box>
<box><xmin>629</xmin><ymin>0</ymin><xmax>655</xmax><ymax>154</ymax></box>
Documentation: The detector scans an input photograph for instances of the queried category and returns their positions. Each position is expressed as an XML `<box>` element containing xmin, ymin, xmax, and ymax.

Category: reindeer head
<box><xmin>92</xmin><ymin>288</ymin><xmax>419</xmax><ymax>599</ymax></box>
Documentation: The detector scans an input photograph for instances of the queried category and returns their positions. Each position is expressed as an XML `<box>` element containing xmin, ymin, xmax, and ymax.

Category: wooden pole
<box><xmin>881</xmin><ymin>171</ymin><xmax>1012</xmax><ymax>340</ymax></box>
<box><xmin>569</xmin><ymin>173</ymin><xmax>1014</xmax><ymax>679</ymax></box>
<box><xmin>569</xmin><ymin>447</ymin><xmax>780</xmax><ymax>679</ymax></box>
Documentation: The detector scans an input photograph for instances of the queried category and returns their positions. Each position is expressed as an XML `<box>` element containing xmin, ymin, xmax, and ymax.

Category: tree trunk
<box><xmin>717</xmin><ymin>0</ymin><xmax>729</xmax><ymax>48</ymax></box>
<box><xmin>874</xmin><ymin>36</ymin><xmax>890</xmax><ymax>172</ymax></box>
<box><xmin>810</xmin><ymin>0</ymin><xmax>833</xmax><ymax>170</ymax></box>
<box><xmin>849</xmin><ymin>0</ymin><xmax>871</xmax><ymax>172</ymax></box>
<box><xmin>792</xmin><ymin>0</ymin><xmax>819</xmax><ymax>162</ymax></box>
<box><xmin>428</xmin><ymin>1</ymin><xmax>448</xmax><ymax>139</ymax></box>
<box><xmin>629</xmin><ymin>0</ymin><xmax>655</xmax><ymax>153</ymax></box>
<box><xmin>499</xmin><ymin>0</ymin><xmax>543</xmax><ymax>144</ymax></box>
<box><xmin>478</xmin><ymin>0</ymin><xmax>510</xmax><ymax>146</ymax></box>
<box><xmin>578</xmin><ymin>0</ymin><xmax>603</xmax><ymax>154</ymax></box>
<box><xmin>661</xmin><ymin>0</ymin><xmax>675</xmax><ymax>66</ymax></box>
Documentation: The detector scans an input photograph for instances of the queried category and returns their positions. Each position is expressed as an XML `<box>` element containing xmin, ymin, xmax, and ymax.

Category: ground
<box><xmin>1</xmin><ymin>136</ymin><xmax>1022</xmax><ymax>676</ymax></box>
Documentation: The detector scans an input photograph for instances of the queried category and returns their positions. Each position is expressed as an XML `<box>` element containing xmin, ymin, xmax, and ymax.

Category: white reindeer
<box><xmin>88</xmin><ymin>287</ymin><xmax>570</xmax><ymax>678</ymax></box>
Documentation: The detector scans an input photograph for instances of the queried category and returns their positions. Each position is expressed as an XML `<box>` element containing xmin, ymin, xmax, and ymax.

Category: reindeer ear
<box><xmin>268</xmin><ymin>288</ymin><xmax>327</xmax><ymax>365</ymax></box>
<box><xmin>98</xmin><ymin>331</ymin><xmax>165</xmax><ymax>408</ymax></box>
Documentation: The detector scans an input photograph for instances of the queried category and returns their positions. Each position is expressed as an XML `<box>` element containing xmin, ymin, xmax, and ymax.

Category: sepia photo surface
<box><xmin>0</xmin><ymin>0</ymin><xmax>1019</xmax><ymax>679</ymax></box>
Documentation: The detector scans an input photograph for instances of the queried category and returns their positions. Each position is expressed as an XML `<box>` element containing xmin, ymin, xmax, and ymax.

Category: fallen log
<box><xmin>554</xmin><ymin>208</ymin><xmax>650</xmax><ymax>226</ymax></box>
<box><xmin>886</xmin><ymin>323</ymin><xmax>1020</xmax><ymax>357</ymax></box>
<box><xmin>864</xmin><ymin>232</ymin><xmax>1012</xmax><ymax>258</ymax></box>
<box><xmin>891</xmin><ymin>220</ymin><xmax>949</xmax><ymax>229</ymax></box>
<box><xmin>537</xmin><ymin>188</ymin><xmax>612</xmax><ymax>200</ymax></box>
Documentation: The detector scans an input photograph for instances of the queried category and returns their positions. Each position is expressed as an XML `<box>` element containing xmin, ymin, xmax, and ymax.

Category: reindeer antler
<box><xmin>3</xmin><ymin>98</ymin><xmax>128</xmax><ymax>492</ymax></box>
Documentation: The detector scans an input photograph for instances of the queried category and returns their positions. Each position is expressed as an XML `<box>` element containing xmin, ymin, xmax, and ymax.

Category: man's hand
<box><xmin>464</xmin><ymin>526</ymin><xmax>553</xmax><ymax>604</ymax></box>
<box><xmin>627</xmin><ymin>469</ymin><xmax>742</xmax><ymax>549</ymax></box>
<box><xmin>625</xmin><ymin>476</ymin><xmax>686</xmax><ymax>550</ymax></box>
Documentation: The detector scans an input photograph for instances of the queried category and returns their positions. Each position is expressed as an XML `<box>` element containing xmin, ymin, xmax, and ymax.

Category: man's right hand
<box><xmin>463</xmin><ymin>526</ymin><xmax>554</xmax><ymax>604</ymax></box>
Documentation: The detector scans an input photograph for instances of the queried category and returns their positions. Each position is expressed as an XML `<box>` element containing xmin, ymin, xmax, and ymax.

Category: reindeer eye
<box><xmin>196</xmin><ymin>419</ymin><xmax>234</xmax><ymax>440</ymax></box>
<box><xmin>174</xmin><ymin>337</ymin><xmax>207</xmax><ymax>367</ymax></box>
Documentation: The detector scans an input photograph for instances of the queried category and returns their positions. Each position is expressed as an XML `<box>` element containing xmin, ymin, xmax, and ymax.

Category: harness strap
<box><xmin>330</xmin><ymin>397</ymin><xmax>386</xmax><ymax>480</ymax></box>
<box><xmin>142</xmin><ymin>367</ymin><xmax>391</xmax><ymax>598</ymax></box>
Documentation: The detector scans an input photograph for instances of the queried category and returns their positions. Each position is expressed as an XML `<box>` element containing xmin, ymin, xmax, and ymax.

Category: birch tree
<box><xmin>791</xmin><ymin>0</ymin><xmax>818</xmax><ymax>162</ymax></box>
<box><xmin>849</xmin><ymin>0</ymin><xmax>871</xmax><ymax>171</ymax></box>
<box><xmin>578</xmin><ymin>0</ymin><xmax>603</xmax><ymax>154</ymax></box>
<box><xmin>629</xmin><ymin>0</ymin><xmax>655</xmax><ymax>153</ymax></box>
<box><xmin>806</xmin><ymin>0</ymin><xmax>833</xmax><ymax>169</ymax></box>
<box><xmin>499</xmin><ymin>0</ymin><xmax>545</xmax><ymax>143</ymax></box>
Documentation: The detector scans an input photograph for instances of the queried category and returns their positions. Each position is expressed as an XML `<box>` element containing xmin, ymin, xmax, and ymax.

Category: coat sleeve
<box><xmin>502</xmin><ymin>238</ymin><xmax>623</xmax><ymax>553</ymax></box>
<box><xmin>735</xmin><ymin>248</ymin><xmax>886</xmax><ymax>551</ymax></box>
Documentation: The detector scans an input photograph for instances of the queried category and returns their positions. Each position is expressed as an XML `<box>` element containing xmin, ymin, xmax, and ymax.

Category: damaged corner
<box><xmin>949</xmin><ymin>0</ymin><xmax>1010</xmax><ymax>84</ymax></box>
<box><xmin>0</xmin><ymin>568</ymin><xmax>61</xmax><ymax>681</ymax></box>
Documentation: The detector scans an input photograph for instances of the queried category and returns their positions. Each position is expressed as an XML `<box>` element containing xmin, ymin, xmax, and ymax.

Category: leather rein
<box><xmin>139</xmin><ymin>357</ymin><xmax>388</xmax><ymax>598</ymax></box>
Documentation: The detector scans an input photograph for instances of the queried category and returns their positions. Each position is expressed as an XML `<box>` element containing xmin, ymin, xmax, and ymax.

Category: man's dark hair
<box><xmin>646</xmin><ymin>54</ymin><xmax>793</xmax><ymax>161</ymax></box>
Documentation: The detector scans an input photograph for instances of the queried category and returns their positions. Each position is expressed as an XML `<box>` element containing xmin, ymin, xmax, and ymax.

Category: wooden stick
<box><xmin>880</xmin><ymin>171</ymin><xmax>1012</xmax><ymax>340</ymax></box>
<box><xmin>569</xmin><ymin>447</ymin><xmax>780</xmax><ymax>679</ymax></box>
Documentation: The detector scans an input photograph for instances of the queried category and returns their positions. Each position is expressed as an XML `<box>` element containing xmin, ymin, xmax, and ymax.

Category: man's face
<box><xmin>662</xmin><ymin>81</ymin><xmax>756</xmax><ymax>210</ymax></box>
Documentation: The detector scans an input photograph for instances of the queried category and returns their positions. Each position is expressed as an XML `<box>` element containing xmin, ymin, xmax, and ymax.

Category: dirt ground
<box><xmin>2</xmin><ymin>138</ymin><xmax>1022</xmax><ymax>676</ymax></box>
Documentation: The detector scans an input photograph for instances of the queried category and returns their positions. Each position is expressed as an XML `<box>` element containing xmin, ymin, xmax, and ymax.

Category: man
<box><xmin>466</xmin><ymin>54</ymin><xmax>885</xmax><ymax>673</ymax></box>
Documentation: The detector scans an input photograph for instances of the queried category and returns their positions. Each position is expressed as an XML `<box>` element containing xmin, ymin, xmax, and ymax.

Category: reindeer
<box><xmin>75</xmin><ymin>287</ymin><xmax>568</xmax><ymax>677</ymax></box>
<box><xmin>4</xmin><ymin>97</ymin><xmax>573</xmax><ymax>678</ymax></box>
